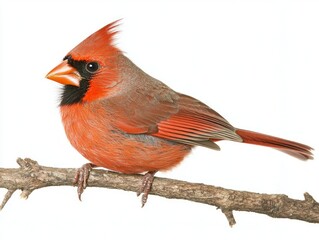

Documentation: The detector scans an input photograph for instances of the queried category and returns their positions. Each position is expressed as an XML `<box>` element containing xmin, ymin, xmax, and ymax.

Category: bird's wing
<box><xmin>152</xmin><ymin>94</ymin><xmax>242</xmax><ymax>149</ymax></box>
<box><xmin>105</xmin><ymin>87</ymin><xmax>242</xmax><ymax>149</ymax></box>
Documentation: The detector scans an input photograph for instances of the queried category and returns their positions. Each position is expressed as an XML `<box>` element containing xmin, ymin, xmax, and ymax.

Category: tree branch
<box><xmin>0</xmin><ymin>158</ymin><xmax>318</xmax><ymax>226</ymax></box>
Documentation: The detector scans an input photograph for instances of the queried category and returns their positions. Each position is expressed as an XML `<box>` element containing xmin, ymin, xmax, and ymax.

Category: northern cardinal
<box><xmin>46</xmin><ymin>20</ymin><xmax>313</xmax><ymax>206</ymax></box>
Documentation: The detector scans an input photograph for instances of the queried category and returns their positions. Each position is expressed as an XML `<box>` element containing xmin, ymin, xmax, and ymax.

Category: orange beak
<box><xmin>46</xmin><ymin>60</ymin><xmax>81</xmax><ymax>87</ymax></box>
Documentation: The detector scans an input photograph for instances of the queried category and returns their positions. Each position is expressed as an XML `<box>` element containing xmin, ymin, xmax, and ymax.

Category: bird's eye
<box><xmin>85</xmin><ymin>62</ymin><xmax>100</xmax><ymax>73</ymax></box>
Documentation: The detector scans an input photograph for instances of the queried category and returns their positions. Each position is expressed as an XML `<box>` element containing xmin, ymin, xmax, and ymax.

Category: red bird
<box><xmin>46</xmin><ymin>20</ymin><xmax>313</xmax><ymax>206</ymax></box>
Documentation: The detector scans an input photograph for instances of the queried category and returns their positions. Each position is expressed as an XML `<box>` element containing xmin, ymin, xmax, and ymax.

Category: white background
<box><xmin>0</xmin><ymin>0</ymin><xmax>318</xmax><ymax>239</ymax></box>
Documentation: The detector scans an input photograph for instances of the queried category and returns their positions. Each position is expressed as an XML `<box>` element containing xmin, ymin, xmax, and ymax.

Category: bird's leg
<box><xmin>73</xmin><ymin>163</ymin><xmax>97</xmax><ymax>201</ymax></box>
<box><xmin>137</xmin><ymin>171</ymin><xmax>157</xmax><ymax>207</ymax></box>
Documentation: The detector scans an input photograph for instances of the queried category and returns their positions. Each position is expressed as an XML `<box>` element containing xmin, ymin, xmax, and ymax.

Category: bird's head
<box><xmin>46</xmin><ymin>20</ymin><xmax>121</xmax><ymax>105</ymax></box>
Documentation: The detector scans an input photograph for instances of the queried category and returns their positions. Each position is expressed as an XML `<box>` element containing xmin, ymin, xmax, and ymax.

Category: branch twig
<box><xmin>0</xmin><ymin>158</ymin><xmax>318</xmax><ymax>226</ymax></box>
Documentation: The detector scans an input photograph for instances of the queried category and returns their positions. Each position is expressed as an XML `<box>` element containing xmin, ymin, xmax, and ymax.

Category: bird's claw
<box><xmin>137</xmin><ymin>171</ymin><xmax>157</xmax><ymax>207</ymax></box>
<box><xmin>73</xmin><ymin>163</ymin><xmax>96</xmax><ymax>201</ymax></box>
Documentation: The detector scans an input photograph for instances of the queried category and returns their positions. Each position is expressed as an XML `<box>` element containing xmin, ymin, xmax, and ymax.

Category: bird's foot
<box><xmin>74</xmin><ymin>163</ymin><xmax>96</xmax><ymax>201</ymax></box>
<box><xmin>137</xmin><ymin>171</ymin><xmax>157</xmax><ymax>207</ymax></box>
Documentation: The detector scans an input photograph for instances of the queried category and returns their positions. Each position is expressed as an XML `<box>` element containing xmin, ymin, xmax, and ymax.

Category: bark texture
<box><xmin>0</xmin><ymin>158</ymin><xmax>318</xmax><ymax>226</ymax></box>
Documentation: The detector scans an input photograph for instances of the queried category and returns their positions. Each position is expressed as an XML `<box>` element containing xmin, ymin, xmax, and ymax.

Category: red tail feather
<box><xmin>235</xmin><ymin>129</ymin><xmax>313</xmax><ymax>160</ymax></box>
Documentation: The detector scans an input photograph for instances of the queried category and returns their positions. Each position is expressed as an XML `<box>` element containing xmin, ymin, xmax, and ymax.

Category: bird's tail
<box><xmin>235</xmin><ymin>128</ymin><xmax>313</xmax><ymax>160</ymax></box>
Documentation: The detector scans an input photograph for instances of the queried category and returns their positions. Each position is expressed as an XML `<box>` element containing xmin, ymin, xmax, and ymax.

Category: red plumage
<box><xmin>46</xmin><ymin>20</ymin><xmax>313</xmax><ymax>202</ymax></box>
